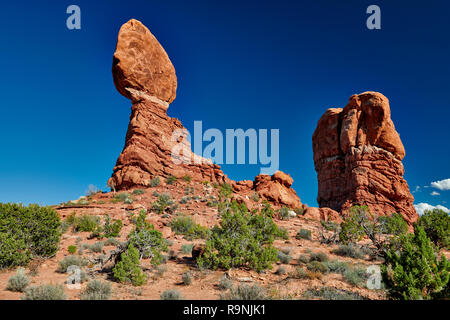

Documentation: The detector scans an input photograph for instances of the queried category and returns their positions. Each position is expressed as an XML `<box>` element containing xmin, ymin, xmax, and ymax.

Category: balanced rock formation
<box><xmin>313</xmin><ymin>92</ymin><xmax>418</xmax><ymax>224</ymax></box>
<box><xmin>109</xmin><ymin>19</ymin><xmax>229</xmax><ymax>189</ymax></box>
<box><xmin>232</xmin><ymin>171</ymin><xmax>303</xmax><ymax>209</ymax></box>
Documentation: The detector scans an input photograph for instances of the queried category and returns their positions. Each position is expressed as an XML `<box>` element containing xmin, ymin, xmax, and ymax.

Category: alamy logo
<box><xmin>366</xmin><ymin>5</ymin><xmax>381</xmax><ymax>30</ymax></box>
<box><xmin>66</xmin><ymin>5</ymin><xmax>81</xmax><ymax>30</ymax></box>
<box><xmin>171</xmin><ymin>121</ymin><xmax>279</xmax><ymax>175</ymax></box>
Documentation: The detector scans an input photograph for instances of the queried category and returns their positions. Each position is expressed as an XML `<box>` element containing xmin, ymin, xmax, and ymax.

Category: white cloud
<box><xmin>414</xmin><ymin>203</ymin><xmax>449</xmax><ymax>215</ymax></box>
<box><xmin>412</xmin><ymin>186</ymin><xmax>420</xmax><ymax>193</ymax></box>
<box><xmin>430</xmin><ymin>191</ymin><xmax>440</xmax><ymax>196</ymax></box>
<box><xmin>431</xmin><ymin>178</ymin><xmax>450</xmax><ymax>191</ymax></box>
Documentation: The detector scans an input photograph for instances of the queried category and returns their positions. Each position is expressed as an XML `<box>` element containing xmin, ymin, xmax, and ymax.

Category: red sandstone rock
<box><xmin>312</xmin><ymin>92</ymin><xmax>418</xmax><ymax>224</ymax></box>
<box><xmin>232</xmin><ymin>171</ymin><xmax>302</xmax><ymax>209</ymax></box>
<box><xmin>108</xmin><ymin>19</ymin><xmax>230</xmax><ymax>189</ymax></box>
<box><xmin>304</xmin><ymin>207</ymin><xmax>342</xmax><ymax>223</ymax></box>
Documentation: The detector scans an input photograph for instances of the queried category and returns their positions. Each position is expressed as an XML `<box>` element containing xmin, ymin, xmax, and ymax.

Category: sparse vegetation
<box><xmin>279</xmin><ymin>207</ymin><xmax>291</xmax><ymax>220</ymax></box>
<box><xmin>57</xmin><ymin>255</ymin><xmax>88</xmax><ymax>273</ymax></box>
<box><xmin>150</xmin><ymin>177</ymin><xmax>161</xmax><ymax>187</ymax></box>
<box><xmin>309</xmin><ymin>251</ymin><xmax>329</xmax><ymax>262</ymax></box>
<box><xmin>218</xmin><ymin>275</ymin><xmax>233</xmax><ymax>290</ymax></box>
<box><xmin>303</xmin><ymin>286</ymin><xmax>366</xmax><ymax>300</ymax></box>
<box><xmin>306</xmin><ymin>261</ymin><xmax>329</xmax><ymax>274</ymax></box>
<box><xmin>160</xmin><ymin>289</ymin><xmax>183</xmax><ymax>300</ymax></box>
<box><xmin>152</xmin><ymin>193</ymin><xmax>177</xmax><ymax>214</ymax></box>
<box><xmin>220</xmin><ymin>284</ymin><xmax>268</xmax><ymax>300</ymax></box>
<box><xmin>343</xmin><ymin>266</ymin><xmax>367</xmax><ymax>287</ymax></box>
<box><xmin>181</xmin><ymin>243</ymin><xmax>194</xmax><ymax>254</ymax></box>
<box><xmin>169</xmin><ymin>215</ymin><xmax>209</xmax><ymax>240</ymax></box>
<box><xmin>166</xmin><ymin>175</ymin><xmax>177</xmax><ymax>185</ymax></box>
<box><xmin>22</xmin><ymin>284</ymin><xmax>66</xmax><ymax>300</ymax></box>
<box><xmin>277</xmin><ymin>251</ymin><xmax>292</xmax><ymax>264</ymax></box>
<box><xmin>331</xmin><ymin>244</ymin><xmax>365</xmax><ymax>259</ymax></box>
<box><xmin>296</xmin><ymin>228</ymin><xmax>311</xmax><ymax>240</ymax></box>
<box><xmin>68</xmin><ymin>245</ymin><xmax>77</xmax><ymax>254</ymax></box>
<box><xmin>182</xmin><ymin>271</ymin><xmax>192</xmax><ymax>285</ymax></box>
<box><xmin>80</xmin><ymin>280</ymin><xmax>112</xmax><ymax>300</ymax></box>
<box><xmin>7</xmin><ymin>268</ymin><xmax>30</xmax><ymax>292</ymax></box>
<box><xmin>132</xmin><ymin>188</ymin><xmax>145</xmax><ymax>195</ymax></box>
<box><xmin>182</xmin><ymin>175</ymin><xmax>192</xmax><ymax>183</ymax></box>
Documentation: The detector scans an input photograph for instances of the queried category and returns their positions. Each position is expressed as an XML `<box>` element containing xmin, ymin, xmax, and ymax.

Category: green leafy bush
<box><xmin>152</xmin><ymin>193</ymin><xmax>177</xmax><ymax>214</ymax></box>
<box><xmin>74</xmin><ymin>215</ymin><xmax>100</xmax><ymax>232</ymax></box>
<box><xmin>415</xmin><ymin>209</ymin><xmax>449</xmax><ymax>249</ymax></box>
<box><xmin>379</xmin><ymin>213</ymin><xmax>409</xmax><ymax>236</ymax></box>
<box><xmin>182</xmin><ymin>175</ymin><xmax>192</xmax><ymax>183</ymax></box>
<box><xmin>0</xmin><ymin>203</ymin><xmax>61</xmax><ymax>269</ymax></box>
<box><xmin>68</xmin><ymin>245</ymin><xmax>77</xmax><ymax>254</ymax></box>
<box><xmin>170</xmin><ymin>215</ymin><xmax>209</xmax><ymax>240</ymax></box>
<box><xmin>128</xmin><ymin>215</ymin><xmax>168</xmax><ymax>265</ymax></box>
<box><xmin>80</xmin><ymin>280</ymin><xmax>112</xmax><ymax>300</ymax></box>
<box><xmin>22</xmin><ymin>284</ymin><xmax>66</xmax><ymax>300</ymax></box>
<box><xmin>296</xmin><ymin>229</ymin><xmax>311</xmax><ymax>240</ymax></box>
<box><xmin>339</xmin><ymin>206</ymin><xmax>368</xmax><ymax>244</ymax></box>
<box><xmin>197</xmin><ymin>200</ymin><xmax>287</xmax><ymax>272</ymax></box>
<box><xmin>132</xmin><ymin>188</ymin><xmax>145</xmax><ymax>195</ymax></box>
<box><xmin>165</xmin><ymin>175</ymin><xmax>177</xmax><ymax>185</ymax></box>
<box><xmin>381</xmin><ymin>225</ymin><xmax>449</xmax><ymax>300</ymax></box>
<box><xmin>160</xmin><ymin>289</ymin><xmax>182</xmax><ymax>300</ymax></box>
<box><xmin>112</xmin><ymin>244</ymin><xmax>147</xmax><ymax>286</ymax></box>
<box><xmin>279</xmin><ymin>207</ymin><xmax>290</xmax><ymax>220</ymax></box>
<box><xmin>220</xmin><ymin>284</ymin><xmax>268</xmax><ymax>300</ymax></box>
<box><xmin>7</xmin><ymin>268</ymin><xmax>30</xmax><ymax>292</ymax></box>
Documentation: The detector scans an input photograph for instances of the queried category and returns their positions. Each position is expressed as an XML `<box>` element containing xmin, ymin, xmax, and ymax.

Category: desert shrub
<box><xmin>309</xmin><ymin>252</ymin><xmax>329</xmax><ymax>262</ymax></box>
<box><xmin>303</xmin><ymin>286</ymin><xmax>366</xmax><ymax>300</ymax></box>
<box><xmin>331</xmin><ymin>244</ymin><xmax>365</xmax><ymax>259</ymax></box>
<box><xmin>220</xmin><ymin>284</ymin><xmax>268</xmax><ymax>300</ymax></box>
<box><xmin>149</xmin><ymin>176</ymin><xmax>160</xmax><ymax>187</ymax></box>
<box><xmin>378</xmin><ymin>213</ymin><xmax>409</xmax><ymax>236</ymax></box>
<box><xmin>89</xmin><ymin>242</ymin><xmax>104</xmax><ymax>253</ymax></box>
<box><xmin>415</xmin><ymin>209</ymin><xmax>449</xmax><ymax>249</ymax></box>
<box><xmin>80</xmin><ymin>280</ymin><xmax>112</xmax><ymax>300</ymax></box>
<box><xmin>101</xmin><ymin>215</ymin><xmax>123</xmax><ymax>238</ymax></box>
<box><xmin>7</xmin><ymin>268</ymin><xmax>30</xmax><ymax>292</ymax></box>
<box><xmin>179</xmin><ymin>196</ymin><xmax>190</xmax><ymax>204</ymax></box>
<box><xmin>181</xmin><ymin>243</ymin><xmax>194</xmax><ymax>254</ymax></box>
<box><xmin>57</xmin><ymin>255</ymin><xmax>88</xmax><ymax>273</ymax></box>
<box><xmin>132</xmin><ymin>188</ymin><xmax>145</xmax><ymax>195</ymax></box>
<box><xmin>152</xmin><ymin>193</ymin><xmax>177</xmax><ymax>214</ymax></box>
<box><xmin>182</xmin><ymin>175</ymin><xmax>192</xmax><ymax>183</ymax></box>
<box><xmin>275</xmin><ymin>266</ymin><xmax>287</xmax><ymax>275</ymax></box>
<box><xmin>297</xmin><ymin>254</ymin><xmax>309</xmax><ymax>264</ymax></box>
<box><xmin>128</xmin><ymin>212</ymin><xmax>168</xmax><ymax>265</ymax></box>
<box><xmin>277</xmin><ymin>251</ymin><xmax>292</xmax><ymax>264</ymax></box>
<box><xmin>306</xmin><ymin>261</ymin><xmax>329</xmax><ymax>274</ymax></box>
<box><xmin>160</xmin><ymin>289</ymin><xmax>182</xmax><ymax>300</ymax></box>
<box><xmin>296</xmin><ymin>229</ymin><xmax>311</xmax><ymax>240</ymax></box>
<box><xmin>182</xmin><ymin>271</ymin><xmax>192</xmax><ymax>285</ymax></box>
<box><xmin>165</xmin><ymin>175</ymin><xmax>177</xmax><ymax>185</ymax></box>
<box><xmin>22</xmin><ymin>284</ymin><xmax>66</xmax><ymax>300</ymax></box>
<box><xmin>73</xmin><ymin>215</ymin><xmax>100</xmax><ymax>233</ymax></box>
<box><xmin>112</xmin><ymin>245</ymin><xmax>147</xmax><ymax>286</ymax></box>
<box><xmin>155</xmin><ymin>265</ymin><xmax>167</xmax><ymax>277</ymax></box>
<box><xmin>325</xmin><ymin>260</ymin><xmax>349</xmax><ymax>274</ymax></box>
<box><xmin>279</xmin><ymin>207</ymin><xmax>291</xmax><ymax>220</ymax></box>
<box><xmin>218</xmin><ymin>275</ymin><xmax>233</xmax><ymax>290</ymax></box>
<box><xmin>292</xmin><ymin>267</ymin><xmax>322</xmax><ymax>280</ymax></box>
<box><xmin>381</xmin><ymin>225</ymin><xmax>449</xmax><ymax>300</ymax></box>
<box><xmin>0</xmin><ymin>203</ymin><xmax>61</xmax><ymax>269</ymax></box>
<box><xmin>169</xmin><ymin>215</ymin><xmax>209</xmax><ymax>240</ymax></box>
<box><xmin>295</xmin><ymin>207</ymin><xmax>306</xmax><ymax>216</ymax></box>
<box><xmin>197</xmin><ymin>200</ymin><xmax>287</xmax><ymax>272</ymax></box>
<box><xmin>251</xmin><ymin>192</ymin><xmax>260</xmax><ymax>202</ymax></box>
<box><xmin>68</xmin><ymin>245</ymin><xmax>77</xmax><ymax>254</ymax></box>
<box><xmin>219</xmin><ymin>183</ymin><xmax>233</xmax><ymax>199</ymax></box>
<box><xmin>343</xmin><ymin>267</ymin><xmax>367</xmax><ymax>287</ymax></box>
<box><xmin>104</xmin><ymin>238</ymin><xmax>120</xmax><ymax>246</ymax></box>
<box><xmin>339</xmin><ymin>206</ymin><xmax>369</xmax><ymax>244</ymax></box>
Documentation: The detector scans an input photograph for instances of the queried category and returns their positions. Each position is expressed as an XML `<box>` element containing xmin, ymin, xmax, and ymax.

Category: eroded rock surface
<box><xmin>312</xmin><ymin>92</ymin><xmax>418</xmax><ymax>223</ymax></box>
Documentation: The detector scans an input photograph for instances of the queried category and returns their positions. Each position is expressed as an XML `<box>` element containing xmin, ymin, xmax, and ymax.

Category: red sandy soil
<box><xmin>0</xmin><ymin>180</ymin><xmax>388</xmax><ymax>300</ymax></box>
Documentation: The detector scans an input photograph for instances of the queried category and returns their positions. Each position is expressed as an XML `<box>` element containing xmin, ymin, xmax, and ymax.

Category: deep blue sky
<box><xmin>1</xmin><ymin>0</ymin><xmax>449</xmax><ymax>212</ymax></box>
